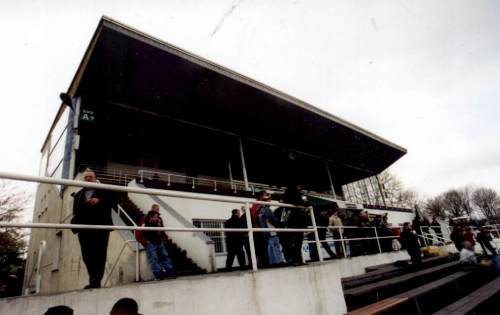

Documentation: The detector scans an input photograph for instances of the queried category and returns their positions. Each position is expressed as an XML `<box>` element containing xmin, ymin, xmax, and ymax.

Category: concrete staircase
<box><xmin>114</xmin><ymin>192</ymin><xmax>206</xmax><ymax>277</ymax></box>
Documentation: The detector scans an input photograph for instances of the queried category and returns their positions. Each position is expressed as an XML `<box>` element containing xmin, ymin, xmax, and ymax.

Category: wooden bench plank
<box><xmin>342</xmin><ymin>256</ymin><xmax>452</xmax><ymax>289</ymax></box>
<box><xmin>433</xmin><ymin>276</ymin><xmax>500</xmax><ymax>315</ymax></box>
<box><xmin>348</xmin><ymin>297</ymin><xmax>408</xmax><ymax>315</ymax></box>
<box><xmin>345</xmin><ymin>260</ymin><xmax>461</xmax><ymax>297</ymax></box>
<box><xmin>347</xmin><ymin>271</ymin><xmax>472</xmax><ymax>315</ymax></box>
<box><xmin>364</xmin><ymin>256</ymin><xmax>446</xmax><ymax>272</ymax></box>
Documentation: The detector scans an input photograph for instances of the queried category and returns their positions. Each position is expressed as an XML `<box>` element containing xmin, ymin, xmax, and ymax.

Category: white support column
<box><xmin>325</xmin><ymin>160</ymin><xmax>336</xmax><ymax>198</ymax></box>
<box><xmin>244</xmin><ymin>202</ymin><xmax>257</xmax><ymax>271</ymax></box>
<box><xmin>309</xmin><ymin>207</ymin><xmax>324</xmax><ymax>262</ymax></box>
<box><xmin>238</xmin><ymin>137</ymin><xmax>250</xmax><ymax>191</ymax></box>
<box><xmin>68</xmin><ymin>96</ymin><xmax>81</xmax><ymax>180</ymax></box>
<box><xmin>228</xmin><ymin>161</ymin><xmax>234</xmax><ymax>190</ymax></box>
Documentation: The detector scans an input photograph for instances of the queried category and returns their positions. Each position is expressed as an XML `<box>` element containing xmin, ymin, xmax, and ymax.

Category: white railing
<box><xmin>2</xmin><ymin>171</ymin><xmax>499</xmax><ymax>294</ymax></box>
<box><xmin>138</xmin><ymin>169</ymin><xmax>283</xmax><ymax>195</ymax></box>
<box><xmin>0</xmin><ymin>171</ymin><xmax>310</xmax><ymax>277</ymax></box>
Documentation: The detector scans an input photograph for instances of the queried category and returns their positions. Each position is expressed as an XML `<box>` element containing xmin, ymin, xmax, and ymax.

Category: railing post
<box><xmin>244</xmin><ymin>202</ymin><xmax>258</xmax><ymax>271</ymax></box>
<box><xmin>373</xmin><ymin>227</ymin><xmax>382</xmax><ymax>254</ymax></box>
<box><xmin>420</xmin><ymin>227</ymin><xmax>428</xmax><ymax>247</ymax></box>
<box><xmin>214</xmin><ymin>180</ymin><xmax>217</xmax><ymax>192</ymax></box>
<box><xmin>309</xmin><ymin>207</ymin><xmax>323</xmax><ymax>262</ymax></box>
<box><xmin>35</xmin><ymin>240</ymin><xmax>46</xmax><ymax>294</ymax></box>
<box><xmin>139</xmin><ymin>170</ymin><xmax>143</xmax><ymax>183</ymax></box>
<box><xmin>135</xmin><ymin>234</ymin><xmax>140</xmax><ymax>282</ymax></box>
<box><xmin>339</xmin><ymin>227</ymin><xmax>347</xmax><ymax>258</ymax></box>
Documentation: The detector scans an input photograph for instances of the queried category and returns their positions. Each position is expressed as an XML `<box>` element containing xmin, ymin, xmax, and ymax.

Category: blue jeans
<box><xmin>145</xmin><ymin>242</ymin><xmax>174</xmax><ymax>279</ymax></box>
<box><xmin>267</xmin><ymin>235</ymin><xmax>285</xmax><ymax>265</ymax></box>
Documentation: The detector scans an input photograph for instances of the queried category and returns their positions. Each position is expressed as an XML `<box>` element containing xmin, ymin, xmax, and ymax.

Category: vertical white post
<box><xmin>373</xmin><ymin>227</ymin><xmax>382</xmax><ymax>254</ymax></box>
<box><xmin>244</xmin><ymin>202</ymin><xmax>258</xmax><ymax>271</ymax></box>
<box><xmin>68</xmin><ymin>97</ymin><xmax>81</xmax><ymax>180</ymax></box>
<box><xmin>139</xmin><ymin>170</ymin><xmax>143</xmax><ymax>183</ymax></box>
<box><xmin>309</xmin><ymin>207</ymin><xmax>323</xmax><ymax>262</ymax></box>
<box><xmin>238</xmin><ymin>137</ymin><xmax>250</xmax><ymax>191</ymax></box>
<box><xmin>339</xmin><ymin>228</ymin><xmax>347</xmax><ymax>258</ymax></box>
<box><xmin>420</xmin><ymin>227</ymin><xmax>429</xmax><ymax>247</ymax></box>
<box><xmin>228</xmin><ymin>161</ymin><xmax>234</xmax><ymax>190</ymax></box>
<box><xmin>135</xmin><ymin>237</ymin><xmax>140</xmax><ymax>282</ymax></box>
<box><xmin>325</xmin><ymin>160</ymin><xmax>336</xmax><ymax>198</ymax></box>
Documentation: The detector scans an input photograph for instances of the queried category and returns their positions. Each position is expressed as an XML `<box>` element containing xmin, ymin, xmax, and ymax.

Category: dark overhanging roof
<box><xmin>44</xmin><ymin>16</ymin><xmax>407</xmax><ymax>182</ymax></box>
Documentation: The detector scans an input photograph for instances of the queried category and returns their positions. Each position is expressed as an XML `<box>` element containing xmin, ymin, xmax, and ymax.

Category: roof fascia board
<box><xmin>100</xmin><ymin>16</ymin><xmax>407</xmax><ymax>154</ymax></box>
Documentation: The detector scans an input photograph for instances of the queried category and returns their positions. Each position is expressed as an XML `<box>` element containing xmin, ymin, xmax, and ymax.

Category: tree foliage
<box><xmin>425</xmin><ymin>195</ymin><xmax>446</xmax><ymax>219</ymax></box>
<box><xmin>472</xmin><ymin>187</ymin><xmax>500</xmax><ymax>219</ymax></box>
<box><xmin>0</xmin><ymin>180</ymin><xmax>29</xmax><ymax>297</ymax></box>
<box><xmin>441</xmin><ymin>187</ymin><xmax>473</xmax><ymax>217</ymax></box>
<box><xmin>378</xmin><ymin>171</ymin><xmax>423</xmax><ymax>209</ymax></box>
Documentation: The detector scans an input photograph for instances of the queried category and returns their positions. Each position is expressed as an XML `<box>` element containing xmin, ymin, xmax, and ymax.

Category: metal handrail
<box><xmin>3</xmin><ymin>170</ymin><xmax>488</xmax><ymax>294</ymax></box>
<box><xmin>138</xmin><ymin>169</ymin><xmax>280</xmax><ymax>194</ymax></box>
<box><xmin>114</xmin><ymin>204</ymin><xmax>140</xmax><ymax>282</ymax></box>
<box><xmin>0</xmin><ymin>172</ymin><xmax>303</xmax><ymax>208</ymax></box>
<box><xmin>116</xmin><ymin>204</ymin><xmax>137</xmax><ymax>227</ymax></box>
<box><xmin>103</xmin><ymin>239</ymin><xmax>139</xmax><ymax>287</ymax></box>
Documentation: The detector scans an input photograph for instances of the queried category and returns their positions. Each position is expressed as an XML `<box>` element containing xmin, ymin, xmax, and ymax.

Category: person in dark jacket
<box><xmin>344</xmin><ymin>211</ymin><xmax>362</xmax><ymax>257</ymax></box>
<box><xmin>71</xmin><ymin>169</ymin><xmax>115</xmax><ymax>289</ymax></box>
<box><xmin>138</xmin><ymin>211</ymin><xmax>175</xmax><ymax>279</ymax></box>
<box><xmin>250</xmin><ymin>191</ymin><xmax>271</xmax><ymax>267</ymax></box>
<box><xmin>281</xmin><ymin>185</ymin><xmax>309</xmax><ymax>266</ymax></box>
<box><xmin>225</xmin><ymin>209</ymin><xmax>246</xmax><ymax>270</ymax></box>
<box><xmin>400</xmin><ymin>222</ymin><xmax>422</xmax><ymax>267</ymax></box>
<box><xmin>476</xmin><ymin>227</ymin><xmax>498</xmax><ymax>256</ymax></box>
<box><xmin>450</xmin><ymin>226</ymin><xmax>465</xmax><ymax>252</ymax></box>
<box><xmin>308</xmin><ymin>204</ymin><xmax>337</xmax><ymax>261</ymax></box>
<box><xmin>239</xmin><ymin>206</ymin><xmax>253</xmax><ymax>269</ymax></box>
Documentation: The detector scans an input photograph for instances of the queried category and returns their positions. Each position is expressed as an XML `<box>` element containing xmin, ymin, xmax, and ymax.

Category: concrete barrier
<box><xmin>0</xmin><ymin>251</ymin><xmax>409</xmax><ymax>315</ymax></box>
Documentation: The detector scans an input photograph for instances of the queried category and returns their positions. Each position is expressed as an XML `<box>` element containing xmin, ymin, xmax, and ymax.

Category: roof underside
<box><xmin>72</xmin><ymin>17</ymin><xmax>406</xmax><ymax>183</ymax></box>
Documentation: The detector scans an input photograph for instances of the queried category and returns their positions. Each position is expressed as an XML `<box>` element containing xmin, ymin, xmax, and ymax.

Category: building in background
<box><xmin>25</xmin><ymin>16</ymin><xmax>411</xmax><ymax>295</ymax></box>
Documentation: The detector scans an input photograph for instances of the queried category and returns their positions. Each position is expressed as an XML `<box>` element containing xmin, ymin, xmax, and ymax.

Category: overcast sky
<box><xmin>1</xmin><ymin>0</ymin><xmax>499</xmax><ymax>199</ymax></box>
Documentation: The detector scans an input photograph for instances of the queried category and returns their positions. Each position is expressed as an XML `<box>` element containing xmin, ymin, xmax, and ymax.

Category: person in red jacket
<box><xmin>463</xmin><ymin>227</ymin><xmax>476</xmax><ymax>247</ymax></box>
<box><xmin>137</xmin><ymin>211</ymin><xmax>175</xmax><ymax>280</ymax></box>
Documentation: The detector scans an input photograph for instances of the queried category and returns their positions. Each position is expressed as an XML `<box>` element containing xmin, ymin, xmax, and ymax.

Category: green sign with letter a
<box><xmin>80</xmin><ymin>109</ymin><xmax>96</xmax><ymax>123</ymax></box>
